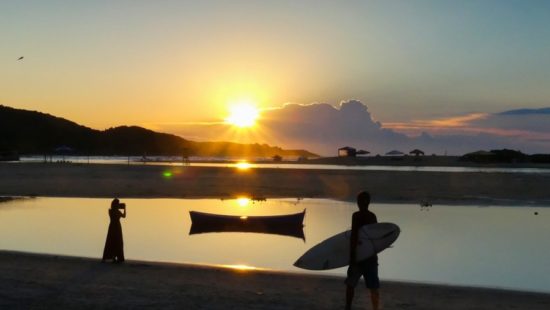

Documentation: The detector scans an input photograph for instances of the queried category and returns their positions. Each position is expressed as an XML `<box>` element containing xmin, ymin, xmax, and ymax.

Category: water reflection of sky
<box><xmin>0</xmin><ymin>197</ymin><xmax>548</xmax><ymax>293</ymax></box>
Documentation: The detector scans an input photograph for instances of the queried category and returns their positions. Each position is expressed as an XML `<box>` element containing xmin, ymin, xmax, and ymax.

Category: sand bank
<box><xmin>1</xmin><ymin>163</ymin><xmax>549</xmax><ymax>205</ymax></box>
<box><xmin>1</xmin><ymin>251</ymin><xmax>548</xmax><ymax>310</ymax></box>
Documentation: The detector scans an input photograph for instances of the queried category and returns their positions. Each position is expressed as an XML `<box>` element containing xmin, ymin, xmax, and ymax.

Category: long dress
<box><xmin>102</xmin><ymin>208</ymin><xmax>125</xmax><ymax>262</ymax></box>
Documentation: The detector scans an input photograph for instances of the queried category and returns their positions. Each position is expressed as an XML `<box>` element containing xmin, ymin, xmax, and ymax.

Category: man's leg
<box><xmin>369</xmin><ymin>288</ymin><xmax>380</xmax><ymax>310</ymax></box>
<box><xmin>345</xmin><ymin>263</ymin><xmax>361</xmax><ymax>310</ymax></box>
<box><xmin>345</xmin><ymin>285</ymin><xmax>355</xmax><ymax>310</ymax></box>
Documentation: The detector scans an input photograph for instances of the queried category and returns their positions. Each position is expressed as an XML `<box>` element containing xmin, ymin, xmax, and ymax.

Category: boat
<box><xmin>189</xmin><ymin>209</ymin><xmax>306</xmax><ymax>240</ymax></box>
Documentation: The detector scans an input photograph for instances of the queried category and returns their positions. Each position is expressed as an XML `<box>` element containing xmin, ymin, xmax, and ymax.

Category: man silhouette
<box><xmin>345</xmin><ymin>191</ymin><xmax>380</xmax><ymax>310</ymax></box>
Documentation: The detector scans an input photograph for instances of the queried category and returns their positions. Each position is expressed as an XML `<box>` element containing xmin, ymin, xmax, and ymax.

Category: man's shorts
<box><xmin>345</xmin><ymin>259</ymin><xmax>380</xmax><ymax>289</ymax></box>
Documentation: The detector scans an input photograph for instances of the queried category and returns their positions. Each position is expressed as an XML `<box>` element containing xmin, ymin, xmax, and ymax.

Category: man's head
<box><xmin>357</xmin><ymin>191</ymin><xmax>370</xmax><ymax>211</ymax></box>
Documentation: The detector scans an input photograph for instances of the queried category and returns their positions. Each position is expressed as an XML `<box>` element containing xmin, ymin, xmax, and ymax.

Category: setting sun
<box><xmin>225</xmin><ymin>103</ymin><xmax>260</xmax><ymax>128</ymax></box>
<box><xmin>236</xmin><ymin>197</ymin><xmax>251</xmax><ymax>207</ymax></box>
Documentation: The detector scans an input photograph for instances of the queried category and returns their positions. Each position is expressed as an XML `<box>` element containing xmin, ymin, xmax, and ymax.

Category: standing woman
<box><xmin>102</xmin><ymin>198</ymin><xmax>126</xmax><ymax>263</ymax></box>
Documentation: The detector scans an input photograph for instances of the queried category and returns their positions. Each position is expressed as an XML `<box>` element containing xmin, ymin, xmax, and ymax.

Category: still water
<box><xmin>0</xmin><ymin>197</ymin><xmax>548</xmax><ymax>293</ymax></box>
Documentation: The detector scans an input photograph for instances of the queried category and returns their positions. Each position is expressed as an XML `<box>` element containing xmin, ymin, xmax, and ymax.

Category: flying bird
<box><xmin>17</xmin><ymin>56</ymin><xmax>24</xmax><ymax>60</ymax></box>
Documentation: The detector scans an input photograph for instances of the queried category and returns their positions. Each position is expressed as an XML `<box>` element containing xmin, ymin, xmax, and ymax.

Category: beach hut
<box><xmin>338</xmin><ymin>146</ymin><xmax>357</xmax><ymax>157</ymax></box>
<box><xmin>409</xmin><ymin>149</ymin><xmax>425</xmax><ymax>156</ymax></box>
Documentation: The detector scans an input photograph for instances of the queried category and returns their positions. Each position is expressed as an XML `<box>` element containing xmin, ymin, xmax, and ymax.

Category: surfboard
<box><xmin>293</xmin><ymin>222</ymin><xmax>400</xmax><ymax>270</ymax></box>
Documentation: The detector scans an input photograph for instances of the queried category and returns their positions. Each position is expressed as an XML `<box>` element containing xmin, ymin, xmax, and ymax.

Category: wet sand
<box><xmin>1</xmin><ymin>251</ymin><xmax>549</xmax><ymax>310</ymax></box>
<box><xmin>1</xmin><ymin>162</ymin><xmax>550</xmax><ymax>205</ymax></box>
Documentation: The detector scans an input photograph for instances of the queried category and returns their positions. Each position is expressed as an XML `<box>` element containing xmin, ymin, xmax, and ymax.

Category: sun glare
<box><xmin>225</xmin><ymin>103</ymin><xmax>260</xmax><ymax>128</ymax></box>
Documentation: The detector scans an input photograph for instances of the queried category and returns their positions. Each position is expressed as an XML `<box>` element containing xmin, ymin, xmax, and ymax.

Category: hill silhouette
<box><xmin>0</xmin><ymin>105</ymin><xmax>318</xmax><ymax>158</ymax></box>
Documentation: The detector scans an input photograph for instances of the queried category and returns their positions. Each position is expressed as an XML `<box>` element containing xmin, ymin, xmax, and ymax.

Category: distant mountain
<box><xmin>498</xmin><ymin>108</ymin><xmax>550</xmax><ymax>116</ymax></box>
<box><xmin>0</xmin><ymin>105</ymin><xmax>318</xmax><ymax>158</ymax></box>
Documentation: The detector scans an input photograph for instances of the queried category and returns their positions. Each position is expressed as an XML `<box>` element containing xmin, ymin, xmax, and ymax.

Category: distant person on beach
<box><xmin>102</xmin><ymin>198</ymin><xmax>126</xmax><ymax>263</ymax></box>
<box><xmin>345</xmin><ymin>191</ymin><xmax>380</xmax><ymax>310</ymax></box>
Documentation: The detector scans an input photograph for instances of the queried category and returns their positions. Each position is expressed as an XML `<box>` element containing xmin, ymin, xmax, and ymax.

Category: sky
<box><xmin>1</xmin><ymin>1</ymin><xmax>550</xmax><ymax>155</ymax></box>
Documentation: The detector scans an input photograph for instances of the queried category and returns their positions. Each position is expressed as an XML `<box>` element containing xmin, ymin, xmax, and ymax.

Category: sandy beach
<box><xmin>1</xmin><ymin>251</ymin><xmax>549</xmax><ymax>310</ymax></box>
<box><xmin>2</xmin><ymin>162</ymin><xmax>550</xmax><ymax>309</ymax></box>
<box><xmin>1</xmin><ymin>162</ymin><xmax>549</xmax><ymax>205</ymax></box>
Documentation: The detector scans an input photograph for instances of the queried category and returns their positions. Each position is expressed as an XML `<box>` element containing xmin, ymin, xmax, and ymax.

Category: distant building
<box><xmin>338</xmin><ymin>146</ymin><xmax>357</xmax><ymax>157</ymax></box>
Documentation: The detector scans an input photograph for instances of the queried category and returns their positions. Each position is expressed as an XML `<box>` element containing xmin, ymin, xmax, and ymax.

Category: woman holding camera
<box><xmin>102</xmin><ymin>198</ymin><xmax>126</xmax><ymax>263</ymax></box>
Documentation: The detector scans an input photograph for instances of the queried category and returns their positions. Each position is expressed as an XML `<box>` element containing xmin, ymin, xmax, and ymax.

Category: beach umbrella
<box><xmin>385</xmin><ymin>150</ymin><xmax>404</xmax><ymax>156</ymax></box>
<box><xmin>356</xmin><ymin>150</ymin><xmax>370</xmax><ymax>156</ymax></box>
<box><xmin>54</xmin><ymin>145</ymin><xmax>75</xmax><ymax>162</ymax></box>
<box><xmin>409</xmin><ymin>149</ymin><xmax>425</xmax><ymax>156</ymax></box>
<box><xmin>54</xmin><ymin>145</ymin><xmax>74</xmax><ymax>153</ymax></box>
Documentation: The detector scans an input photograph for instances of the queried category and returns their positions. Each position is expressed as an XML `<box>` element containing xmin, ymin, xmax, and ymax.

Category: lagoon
<box><xmin>0</xmin><ymin>197</ymin><xmax>548</xmax><ymax>293</ymax></box>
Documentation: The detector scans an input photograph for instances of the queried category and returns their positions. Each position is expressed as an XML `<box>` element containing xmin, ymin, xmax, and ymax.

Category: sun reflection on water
<box><xmin>235</xmin><ymin>161</ymin><xmax>252</xmax><ymax>170</ymax></box>
<box><xmin>222</xmin><ymin>264</ymin><xmax>259</xmax><ymax>272</ymax></box>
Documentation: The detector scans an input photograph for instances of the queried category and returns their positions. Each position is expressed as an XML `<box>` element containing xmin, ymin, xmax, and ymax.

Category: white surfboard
<box><xmin>294</xmin><ymin>222</ymin><xmax>400</xmax><ymax>270</ymax></box>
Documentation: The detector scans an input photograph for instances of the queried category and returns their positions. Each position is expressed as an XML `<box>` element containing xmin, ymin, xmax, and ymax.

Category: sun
<box><xmin>225</xmin><ymin>103</ymin><xmax>260</xmax><ymax>128</ymax></box>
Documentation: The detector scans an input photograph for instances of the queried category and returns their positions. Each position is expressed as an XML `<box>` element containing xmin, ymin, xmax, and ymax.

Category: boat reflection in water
<box><xmin>189</xmin><ymin>209</ymin><xmax>306</xmax><ymax>240</ymax></box>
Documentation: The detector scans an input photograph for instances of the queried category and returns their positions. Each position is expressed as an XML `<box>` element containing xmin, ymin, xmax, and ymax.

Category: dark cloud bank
<box><xmin>169</xmin><ymin>100</ymin><xmax>550</xmax><ymax>156</ymax></box>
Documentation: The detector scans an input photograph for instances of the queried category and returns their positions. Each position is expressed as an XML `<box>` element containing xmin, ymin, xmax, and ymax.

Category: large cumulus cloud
<box><xmin>259</xmin><ymin>100</ymin><xmax>409</xmax><ymax>155</ymax></box>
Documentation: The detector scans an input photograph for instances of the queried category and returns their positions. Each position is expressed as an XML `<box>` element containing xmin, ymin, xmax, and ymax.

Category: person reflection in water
<box><xmin>102</xmin><ymin>198</ymin><xmax>126</xmax><ymax>263</ymax></box>
<box><xmin>345</xmin><ymin>191</ymin><xmax>380</xmax><ymax>310</ymax></box>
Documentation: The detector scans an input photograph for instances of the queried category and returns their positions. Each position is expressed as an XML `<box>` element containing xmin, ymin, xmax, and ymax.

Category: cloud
<box><xmin>384</xmin><ymin>113</ymin><xmax>490</xmax><ymax>136</ymax></box>
<box><xmin>386</xmin><ymin>108</ymin><xmax>550</xmax><ymax>144</ymax></box>
<box><xmin>148</xmin><ymin>101</ymin><xmax>550</xmax><ymax>156</ymax></box>
<box><xmin>470</xmin><ymin>109</ymin><xmax>550</xmax><ymax>136</ymax></box>
<box><xmin>258</xmin><ymin>100</ymin><xmax>409</xmax><ymax>153</ymax></box>
<box><xmin>386</xmin><ymin>107</ymin><xmax>550</xmax><ymax>154</ymax></box>
<box><xmin>498</xmin><ymin>108</ymin><xmax>550</xmax><ymax>116</ymax></box>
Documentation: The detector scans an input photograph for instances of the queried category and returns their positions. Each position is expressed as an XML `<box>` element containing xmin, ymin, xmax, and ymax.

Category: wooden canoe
<box><xmin>189</xmin><ymin>209</ymin><xmax>305</xmax><ymax>240</ymax></box>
